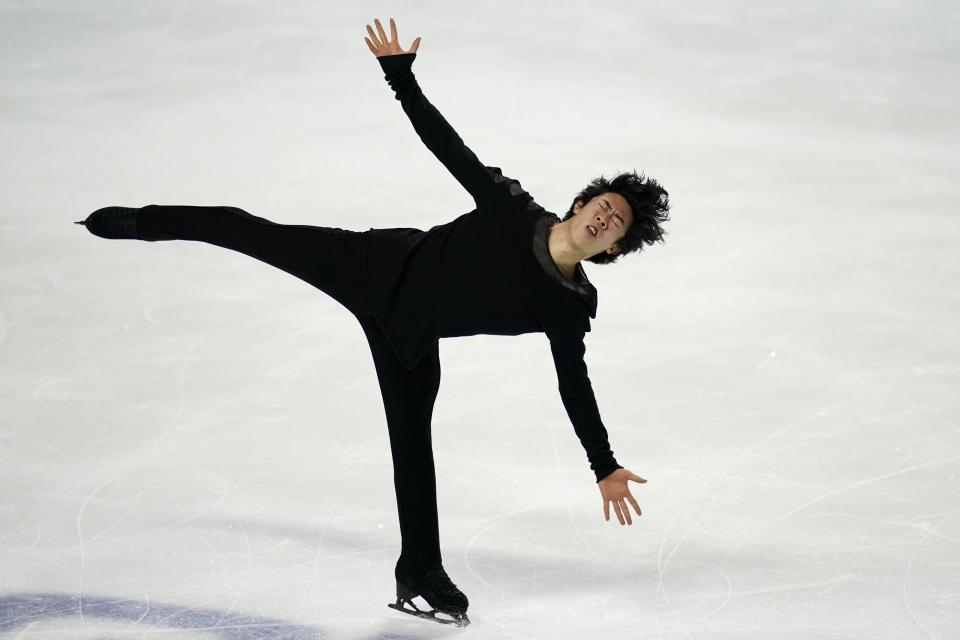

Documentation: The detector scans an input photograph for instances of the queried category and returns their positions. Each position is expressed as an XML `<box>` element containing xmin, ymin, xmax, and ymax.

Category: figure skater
<box><xmin>75</xmin><ymin>17</ymin><xmax>670</xmax><ymax>628</ymax></box>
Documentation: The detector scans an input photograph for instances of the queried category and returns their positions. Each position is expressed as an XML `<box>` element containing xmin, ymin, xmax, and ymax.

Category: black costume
<box><xmin>369</xmin><ymin>53</ymin><xmax>622</xmax><ymax>484</ymax></box>
<box><xmin>126</xmin><ymin>51</ymin><xmax>622</xmax><ymax>575</ymax></box>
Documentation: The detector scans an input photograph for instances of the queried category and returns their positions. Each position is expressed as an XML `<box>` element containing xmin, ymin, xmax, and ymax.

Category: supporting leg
<box><xmin>356</xmin><ymin>314</ymin><xmax>444</xmax><ymax>573</ymax></box>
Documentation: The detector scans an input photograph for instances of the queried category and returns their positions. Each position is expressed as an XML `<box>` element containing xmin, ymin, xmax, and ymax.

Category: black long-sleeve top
<box><xmin>366</xmin><ymin>53</ymin><xmax>623</xmax><ymax>483</ymax></box>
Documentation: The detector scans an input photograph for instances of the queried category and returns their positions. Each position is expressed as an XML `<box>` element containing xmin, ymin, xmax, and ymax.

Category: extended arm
<box><xmin>547</xmin><ymin>330</ymin><xmax>623</xmax><ymax>482</ymax></box>
<box><xmin>365</xmin><ymin>19</ymin><xmax>519</xmax><ymax>209</ymax></box>
<box><xmin>549</xmin><ymin>329</ymin><xmax>648</xmax><ymax>526</ymax></box>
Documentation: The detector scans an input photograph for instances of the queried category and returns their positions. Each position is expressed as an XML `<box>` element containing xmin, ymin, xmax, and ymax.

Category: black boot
<box><xmin>74</xmin><ymin>206</ymin><xmax>176</xmax><ymax>241</ymax></box>
<box><xmin>388</xmin><ymin>564</ymin><xmax>470</xmax><ymax>627</ymax></box>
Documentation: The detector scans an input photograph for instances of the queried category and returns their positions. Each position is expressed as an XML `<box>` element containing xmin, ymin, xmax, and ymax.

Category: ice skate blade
<box><xmin>387</xmin><ymin>599</ymin><xmax>470</xmax><ymax>627</ymax></box>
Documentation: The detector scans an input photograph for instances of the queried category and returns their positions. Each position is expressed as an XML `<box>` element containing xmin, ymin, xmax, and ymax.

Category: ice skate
<box><xmin>75</xmin><ymin>206</ymin><xmax>176</xmax><ymax>241</ymax></box>
<box><xmin>387</xmin><ymin>565</ymin><xmax>470</xmax><ymax>627</ymax></box>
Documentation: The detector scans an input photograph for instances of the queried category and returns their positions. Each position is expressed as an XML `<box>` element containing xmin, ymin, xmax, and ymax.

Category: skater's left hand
<box><xmin>598</xmin><ymin>468</ymin><xmax>646</xmax><ymax>525</ymax></box>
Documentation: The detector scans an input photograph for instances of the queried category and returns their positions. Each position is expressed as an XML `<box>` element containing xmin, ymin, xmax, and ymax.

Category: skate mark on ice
<box><xmin>653</xmin><ymin>408</ymin><xmax>833</xmax><ymax>635</ymax></box>
<box><xmin>0</xmin><ymin>592</ymin><xmax>323</xmax><ymax>638</ymax></box>
<box><xmin>717</xmin><ymin>456</ymin><xmax>960</xmax><ymax>571</ymax></box>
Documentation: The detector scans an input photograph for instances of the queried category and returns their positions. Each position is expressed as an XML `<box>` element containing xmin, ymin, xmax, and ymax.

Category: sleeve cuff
<box><xmin>376</xmin><ymin>52</ymin><xmax>416</xmax><ymax>76</ymax></box>
<box><xmin>595</xmin><ymin>462</ymin><xmax>623</xmax><ymax>483</ymax></box>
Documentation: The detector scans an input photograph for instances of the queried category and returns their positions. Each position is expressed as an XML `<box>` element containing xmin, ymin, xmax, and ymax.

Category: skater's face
<box><xmin>571</xmin><ymin>192</ymin><xmax>633</xmax><ymax>257</ymax></box>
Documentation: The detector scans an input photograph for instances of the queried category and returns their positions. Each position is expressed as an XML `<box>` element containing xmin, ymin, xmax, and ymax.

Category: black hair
<box><xmin>560</xmin><ymin>169</ymin><xmax>671</xmax><ymax>265</ymax></box>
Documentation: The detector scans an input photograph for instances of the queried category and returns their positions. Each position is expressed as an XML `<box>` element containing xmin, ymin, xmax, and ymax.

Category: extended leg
<box><xmin>138</xmin><ymin>204</ymin><xmax>371</xmax><ymax>317</ymax></box>
<box><xmin>356</xmin><ymin>314</ymin><xmax>444</xmax><ymax>573</ymax></box>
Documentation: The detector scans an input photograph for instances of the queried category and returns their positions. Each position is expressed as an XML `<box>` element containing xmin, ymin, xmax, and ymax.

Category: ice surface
<box><xmin>1</xmin><ymin>0</ymin><xmax>958</xmax><ymax>638</ymax></box>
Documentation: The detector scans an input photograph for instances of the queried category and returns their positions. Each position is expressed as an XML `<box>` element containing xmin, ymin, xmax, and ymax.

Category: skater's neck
<box><xmin>547</xmin><ymin>221</ymin><xmax>583</xmax><ymax>281</ymax></box>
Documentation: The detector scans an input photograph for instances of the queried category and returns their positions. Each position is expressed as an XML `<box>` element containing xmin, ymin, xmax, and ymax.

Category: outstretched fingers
<box><xmin>363</xmin><ymin>17</ymin><xmax>421</xmax><ymax>56</ymax></box>
<box><xmin>366</xmin><ymin>24</ymin><xmax>379</xmax><ymax>48</ymax></box>
<box><xmin>612</xmin><ymin>500</ymin><xmax>626</xmax><ymax>525</ymax></box>
<box><xmin>375</xmin><ymin>18</ymin><xmax>388</xmax><ymax>46</ymax></box>
<box><xmin>605</xmin><ymin>494</ymin><xmax>642</xmax><ymax>526</ymax></box>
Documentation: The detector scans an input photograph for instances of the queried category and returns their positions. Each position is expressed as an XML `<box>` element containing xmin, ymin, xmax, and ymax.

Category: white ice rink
<box><xmin>1</xmin><ymin>1</ymin><xmax>958</xmax><ymax>638</ymax></box>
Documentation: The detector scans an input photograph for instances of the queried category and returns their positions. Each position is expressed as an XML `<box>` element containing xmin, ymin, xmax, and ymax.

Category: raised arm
<box><xmin>364</xmin><ymin>18</ymin><xmax>518</xmax><ymax>209</ymax></box>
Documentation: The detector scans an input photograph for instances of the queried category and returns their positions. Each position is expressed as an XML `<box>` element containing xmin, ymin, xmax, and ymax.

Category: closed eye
<box><xmin>602</xmin><ymin>199</ymin><xmax>624</xmax><ymax>228</ymax></box>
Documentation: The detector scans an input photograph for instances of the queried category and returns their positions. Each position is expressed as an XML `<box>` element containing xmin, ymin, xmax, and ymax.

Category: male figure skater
<box><xmin>76</xmin><ymin>17</ymin><xmax>669</xmax><ymax>627</ymax></box>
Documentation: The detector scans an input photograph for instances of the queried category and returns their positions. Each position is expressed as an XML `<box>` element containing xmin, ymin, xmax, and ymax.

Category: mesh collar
<box><xmin>532</xmin><ymin>213</ymin><xmax>596</xmax><ymax>299</ymax></box>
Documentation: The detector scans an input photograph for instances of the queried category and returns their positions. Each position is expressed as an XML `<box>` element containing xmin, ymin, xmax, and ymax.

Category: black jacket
<box><xmin>367</xmin><ymin>53</ymin><xmax>622</xmax><ymax>483</ymax></box>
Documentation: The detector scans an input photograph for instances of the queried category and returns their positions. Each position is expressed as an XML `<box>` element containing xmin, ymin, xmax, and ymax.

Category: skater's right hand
<box><xmin>364</xmin><ymin>17</ymin><xmax>422</xmax><ymax>57</ymax></box>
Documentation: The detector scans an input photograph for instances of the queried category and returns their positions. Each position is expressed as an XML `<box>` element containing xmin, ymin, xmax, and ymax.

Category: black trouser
<box><xmin>139</xmin><ymin>204</ymin><xmax>443</xmax><ymax>573</ymax></box>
